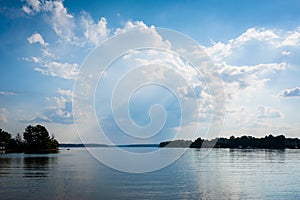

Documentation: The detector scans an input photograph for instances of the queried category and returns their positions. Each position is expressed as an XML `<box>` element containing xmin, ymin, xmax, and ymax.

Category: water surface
<box><xmin>0</xmin><ymin>148</ymin><xmax>299</xmax><ymax>199</ymax></box>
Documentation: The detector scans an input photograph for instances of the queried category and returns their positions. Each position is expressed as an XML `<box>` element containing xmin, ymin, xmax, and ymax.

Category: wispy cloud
<box><xmin>0</xmin><ymin>91</ymin><xmax>15</xmax><ymax>96</ymax></box>
<box><xmin>0</xmin><ymin>108</ymin><xmax>9</xmax><ymax>123</ymax></box>
<box><xmin>257</xmin><ymin>105</ymin><xmax>283</xmax><ymax>119</ymax></box>
<box><xmin>22</xmin><ymin>0</ymin><xmax>41</xmax><ymax>13</ymax></box>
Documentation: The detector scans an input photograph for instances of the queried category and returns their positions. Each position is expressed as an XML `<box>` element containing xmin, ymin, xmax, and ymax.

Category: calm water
<box><xmin>0</xmin><ymin>148</ymin><xmax>299</xmax><ymax>200</ymax></box>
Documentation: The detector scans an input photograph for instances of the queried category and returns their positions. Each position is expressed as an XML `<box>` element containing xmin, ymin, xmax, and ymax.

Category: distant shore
<box><xmin>57</xmin><ymin>135</ymin><xmax>300</xmax><ymax>150</ymax></box>
<box><xmin>159</xmin><ymin>135</ymin><xmax>300</xmax><ymax>149</ymax></box>
<box><xmin>59</xmin><ymin>143</ymin><xmax>159</xmax><ymax>148</ymax></box>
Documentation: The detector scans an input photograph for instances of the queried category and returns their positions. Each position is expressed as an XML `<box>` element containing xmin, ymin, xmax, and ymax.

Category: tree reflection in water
<box><xmin>23</xmin><ymin>156</ymin><xmax>56</xmax><ymax>179</ymax></box>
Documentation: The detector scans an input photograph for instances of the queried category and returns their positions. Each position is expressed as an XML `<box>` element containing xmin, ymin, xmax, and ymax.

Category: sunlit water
<box><xmin>0</xmin><ymin>148</ymin><xmax>299</xmax><ymax>200</ymax></box>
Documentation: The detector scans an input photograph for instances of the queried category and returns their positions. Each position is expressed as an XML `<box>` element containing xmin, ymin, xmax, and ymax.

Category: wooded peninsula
<box><xmin>0</xmin><ymin>125</ymin><xmax>59</xmax><ymax>153</ymax></box>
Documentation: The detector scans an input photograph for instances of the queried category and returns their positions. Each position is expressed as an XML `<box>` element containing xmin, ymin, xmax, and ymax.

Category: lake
<box><xmin>0</xmin><ymin>148</ymin><xmax>299</xmax><ymax>200</ymax></box>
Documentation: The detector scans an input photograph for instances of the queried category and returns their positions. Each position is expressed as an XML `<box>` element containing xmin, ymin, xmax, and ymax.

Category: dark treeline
<box><xmin>0</xmin><ymin>125</ymin><xmax>59</xmax><ymax>153</ymax></box>
<box><xmin>60</xmin><ymin>143</ymin><xmax>109</xmax><ymax>148</ymax></box>
<box><xmin>159</xmin><ymin>135</ymin><xmax>300</xmax><ymax>149</ymax></box>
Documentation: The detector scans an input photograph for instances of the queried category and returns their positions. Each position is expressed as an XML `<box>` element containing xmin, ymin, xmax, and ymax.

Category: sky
<box><xmin>0</xmin><ymin>0</ymin><xmax>300</xmax><ymax>144</ymax></box>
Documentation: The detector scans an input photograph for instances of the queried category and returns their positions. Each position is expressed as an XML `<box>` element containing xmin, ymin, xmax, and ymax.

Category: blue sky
<box><xmin>0</xmin><ymin>0</ymin><xmax>300</xmax><ymax>143</ymax></box>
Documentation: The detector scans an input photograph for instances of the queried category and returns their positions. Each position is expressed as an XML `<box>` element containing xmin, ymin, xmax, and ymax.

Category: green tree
<box><xmin>0</xmin><ymin>128</ymin><xmax>11</xmax><ymax>148</ymax></box>
<box><xmin>23</xmin><ymin>125</ymin><xmax>59</xmax><ymax>151</ymax></box>
<box><xmin>15</xmin><ymin>133</ymin><xmax>22</xmax><ymax>146</ymax></box>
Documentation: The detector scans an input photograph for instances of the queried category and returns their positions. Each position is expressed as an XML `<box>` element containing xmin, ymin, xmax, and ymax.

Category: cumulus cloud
<box><xmin>34</xmin><ymin>61</ymin><xmax>79</xmax><ymax>80</ymax></box>
<box><xmin>81</xmin><ymin>13</ymin><xmax>110</xmax><ymax>46</ymax></box>
<box><xmin>24</xmin><ymin>55</ymin><xmax>79</xmax><ymax>80</ymax></box>
<box><xmin>218</xmin><ymin>62</ymin><xmax>286</xmax><ymax>91</ymax></box>
<box><xmin>27</xmin><ymin>33</ymin><xmax>48</xmax><ymax>46</ymax></box>
<box><xmin>206</xmin><ymin>26</ymin><xmax>300</xmax><ymax>65</ymax></box>
<box><xmin>45</xmin><ymin>96</ymin><xmax>73</xmax><ymax>124</ymax></box>
<box><xmin>20</xmin><ymin>0</ymin><xmax>299</xmax><ymax>138</ymax></box>
<box><xmin>45</xmin><ymin>1</ymin><xmax>77</xmax><ymax>44</ymax></box>
<box><xmin>22</xmin><ymin>0</ymin><xmax>112</xmax><ymax>80</ymax></box>
<box><xmin>22</xmin><ymin>0</ymin><xmax>77</xmax><ymax>44</ymax></box>
<box><xmin>278</xmin><ymin>29</ymin><xmax>300</xmax><ymax>47</ymax></box>
<box><xmin>280</xmin><ymin>87</ymin><xmax>300</xmax><ymax>97</ymax></box>
<box><xmin>57</xmin><ymin>88</ymin><xmax>73</xmax><ymax>99</ymax></box>
<box><xmin>232</xmin><ymin>28</ymin><xmax>278</xmax><ymax>46</ymax></box>
<box><xmin>257</xmin><ymin>105</ymin><xmax>283</xmax><ymax>119</ymax></box>
<box><xmin>206</xmin><ymin>28</ymin><xmax>279</xmax><ymax>62</ymax></box>
<box><xmin>204</xmin><ymin>27</ymin><xmax>295</xmax><ymax>103</ymax></box>
<box><xmin>23</xmin><ymin>95</ymin><xmax>74</xmax><ymax>124</ymax></box>
<box><xmin>114</xmin><ymin>20</ymin><xmax>149</xmax><ymax>35</ymax></box>
<box><xmin>206</xmin><ymin>42</ymin><xmax>232</xmax><ymax>63</ymax></box>
<box><xmin>22</xmin><ymin>1</ymin><xmax>110</xmax><ymax>46</ymax></box>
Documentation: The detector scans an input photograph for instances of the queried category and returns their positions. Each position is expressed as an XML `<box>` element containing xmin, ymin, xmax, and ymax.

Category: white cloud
<box><xmin>0</xmin><ymin>91</ymin><xmax>15</xmax><ymax>96</ymax></box>
<box><xmin>47</xmin><ymin>96</ymin><xmax>67</xmax><ymax>110</ymax></box>
<box><xmin>206</xmin><ymin>28</ymin><xmax>279</xmax><ymax>62</ymax></box>
<box><xmin>23</xmin><ymin>95</ymin><xmax>74</xmax><ymax>125</ymax></box>
<box><xmin>0</xmin><ymin>108</ymin><xmax>9</xmax><ymax>123</ymax></box>
<box><xmin>23</xmin><ymin>0</ymin><xmax>111</xmax><ymax>46</ymax></box>
<box><xmin>114</xmin><ymin>20</ymin><xmax>150</xmax><ymax>35</ymax></box>
<box><xmin>281</xmin><ymin>50</ymin><xmax>291</xmax><ymax>55</ymax></box>
<box><xmin>34</xmin><ymin>61</ymin><xmax>79</xmax><ymax>80</ymax></box>
<box><xmin>205</xmin><ymin>42</ymin><xmax>232</xmax><ymax>62</ymax></box>
<box><xmin>45</xmin><ymin>1</ymin><xmax>76</xmax><ymax>44</ymax></box>
<box><xmin>19</xmin><ymin>1</ymin><xmax>299</xmax><ymax>138</ymax></box>
<box><xmin>31</xmin><ymin>56</ymin><xmax>41</xmax><ymax>63</ymax></box>
<box><xmin>27</xmin><ymin>33</ymin><xmax>48</xmax><ymax>46</ymax></box>
<box><xmin>22</xmin><ymin>0</ymin><xmax>41</xmax><ymax>14</ymax></box>
<box><xmin>231</xmin><ymin>28</ymin><xmax>278</xmax><ymax>46</ymax></box>
<box><xmin>23</xmin><ymin>0</ymin><xmax>77</xmax><ymax>44</ymax></box>
<box><xmin>280</xmin><ymin>87</ymin><xmax>300</xmax><ymax>97</ymax></box>
<box><xmin>22</xmin><ymin>0</ymin><xmax>112</xmax><ymax>84</ymax></box>
<box><xmin>57</xmin><ymin>88</ymin><xmax>73</xmax><ymax>99</ymax></box>
<box><xmin>41</xmin><ymin>49</ymin><xmax>58</xmax><ymax>59</ymax></box>
<box><xmin>81</xmin><ymin>13</ymin><xmax>110</xmax><ymax>46</ymax></box>
<box><xmin>278</xmin><ymin>30</ymin><xmax>300</xmax><ymax>47</ymax></box>
<box><xmin>218</xmin><ymin>62</ymin><xmax>286</xmax><ymax>91</ymax></box>
<box><xmin>26</xmin><ymin>54</ymin><xmax>80</xmax><ymax>80</ymax></box>
<box><xmin>22</xmin><ymin>5</ymin><xmax>33</xmax><ymax>15</ymax></box>
<box><xmin>257</xmin><ymin>105</ymin><xmax>283</xmax><ymax>119</ymax></box>
<box><xmin>45</xmin><ymin>96</ymin><xmax>73</xmax><ymax>123</ymax></box>
<box><xmin>203</xmin><ymin>27</ymin><xmax>300</xmax><ymax>136</ymax></box>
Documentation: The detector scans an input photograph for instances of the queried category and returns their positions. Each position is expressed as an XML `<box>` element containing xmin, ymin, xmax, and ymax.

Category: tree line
<box><xmin>0</xmin><ymin>125</ymin><xmax>59</xmax><ymax>153</ymax></box>
<box><xmin>159</xmin><ymin>135</ymin><xmax>300</xmax><ymax>149</ymax></box>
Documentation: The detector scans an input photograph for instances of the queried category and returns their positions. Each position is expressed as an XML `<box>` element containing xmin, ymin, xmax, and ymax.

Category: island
<box><xmin>159</xmin><ymin>135</ymin><xmax>300</xmax><ymax>149</ymax></box>
<box><xmin>0</xmin><ymin>125</ymin><xmax>59</xmax><ymax>153</ymax></box>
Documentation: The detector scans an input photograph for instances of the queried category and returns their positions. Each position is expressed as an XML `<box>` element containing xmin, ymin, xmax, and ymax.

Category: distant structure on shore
<box><xmin>0</xmin><ymin>125</ymin><xmax>59</xmax><ymax>153</ymax></box>
<box><xmin>159</xmin><ymin>135</ymin><xmax>300</xmax><ymax>149</ymax></box>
